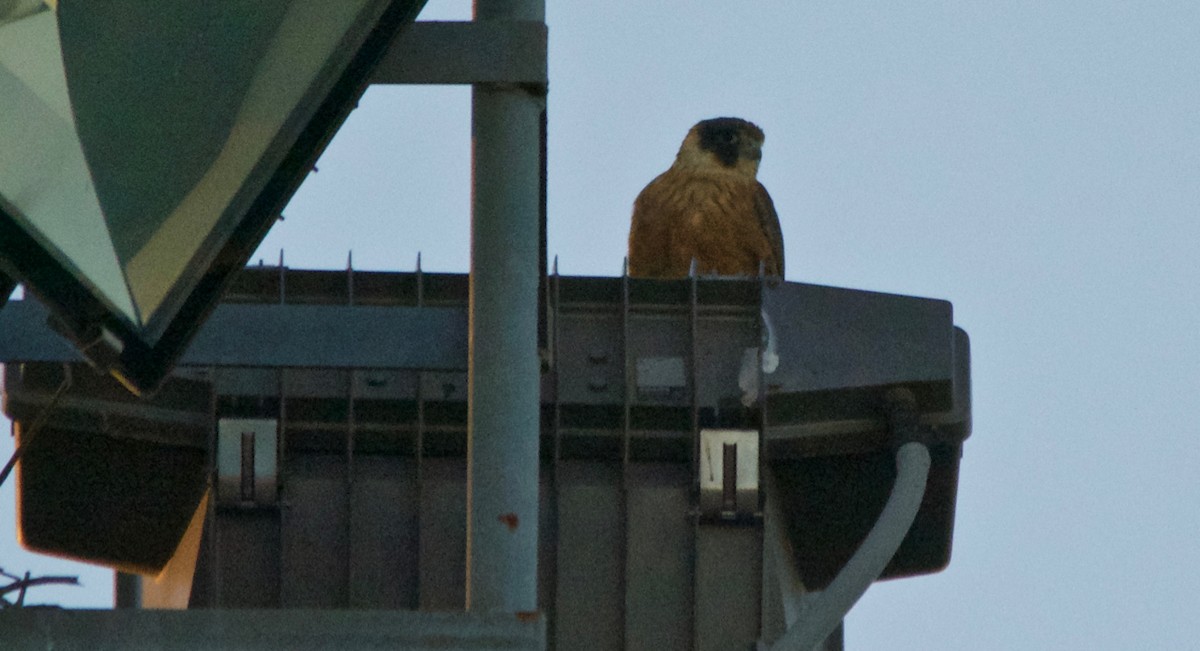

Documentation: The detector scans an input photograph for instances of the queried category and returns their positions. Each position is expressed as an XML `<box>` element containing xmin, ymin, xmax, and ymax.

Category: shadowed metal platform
<box><xmin>1</xmin><ymin>267</ymin><xmax>969</xmax><ymax>651</ymax></box>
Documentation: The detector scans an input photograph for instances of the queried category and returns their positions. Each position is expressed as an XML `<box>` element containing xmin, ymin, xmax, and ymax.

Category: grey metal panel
<box><xmin>695</xmin><ymin>526</ymin><xmax>762</xmax><ymax>651</ymax></box>
<box><xmin>694</xmin><ymin>314</ymin><xmax>758</xmax><ymax>409</ymax></box>
<box><xmin>215</xmin><ymin>511</ymin><xmax>280</xmax><ymax>608</ymax></box>
<box><xmin>0</xmin><ymin>609</ymin><xmax>545</xmax><ymax>651</ymax></box>
<box><xmin>373</xmin><ymin>21</ymin><xmax>548</xmax><ymax>85</ymax></box>
<box><xmin>419</xmin><ymin>458</ymin><xmax>467</xmax><ymax>610</ymax></box>
<box><xmin>555</xmin><ymin>312</ymin><xmax>624</xmax><ymax>405</ymax></box>
<box><xmin>283</xmin><ymin>368</ymin><xmax>350</xmax><ymax>397</ymax></box>
<box><xmin>624</xmin><ymin>463</ymin><xmax>693</xmax><ymax>651</ymax></box>
<box><xmin>0</xmin><ymin>299</ymin><xmax>468</xmax><ymax>369</ymax></box>
<box><xmin>627</xmin><ymin>313</ymin><xmax>691</xmax><ymax>406</ymax></box>
<box><xmin>555</xmin><ymin>461</ymin><xmax>623</xmax><ymax>651</ymax></box>
<box><xmin>762</xmin><ymin>282</ymin><xmax>954</xmax><ymax>396</ymax></box>
<box><xmin>0</xmin><ymin>280</ymin><xmax>960</xmax><ymax>393</ymax></box>
<box><xmin>0</xmin><ymin>269</ymin><xmax>969</xmax><ymax>648</ymax></box>
<box><xmin>2</xmin><ymin>362</ymin><xmax>210</xmax><ymax>445</ymax></box>
<box><xmin>349</xmin><ymin>457</ymin><xmax>420</xmax><ymax>609</ymax></box>
<box><xmin>212</xmin><ymin>366</ymin><xmax>278</xmax><ymax>397</ymax></box>
<box><xmin>761</xmin><ymin>282</ymin><xmax>961</xmax><ymax>459</ymax></box>
<box><xmin>193</xmin><ymin>304</ymin><xmax>467</xmax><ymax>369</ymax></box>
<box><xmin>354</xmin><ymin>368</ymin><xmax>419</xmax><ymax>401</ymax></box>
<box><xmin>421</xmin><ymin>370</ymin><xmax>468</xmax><ymax>403</ymax></box>
<box><xmin>281</xmin><ymin>455</ymin><xmax>349</xmax><ymax>607</ymax></box>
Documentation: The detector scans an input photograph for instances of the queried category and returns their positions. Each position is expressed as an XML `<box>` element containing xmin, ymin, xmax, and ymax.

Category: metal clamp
<box><xmin>217</xmin><ymin>418</ymin><xmax>277</xmax><ymax>508</ymax></box>
<box><xmin>699</xmin><ymin>429</ymin><xmax>759</xmax><ymax>520</ymax></box>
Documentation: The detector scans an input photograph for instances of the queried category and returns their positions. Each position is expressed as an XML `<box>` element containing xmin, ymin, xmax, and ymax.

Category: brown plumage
<box><xmin>628</xmin><ymin>117</ymin><xmax>784</xmax><ymax>279</ymax></box>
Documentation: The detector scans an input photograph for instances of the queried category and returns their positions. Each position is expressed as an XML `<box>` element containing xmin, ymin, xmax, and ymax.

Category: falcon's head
<box><xmin>674</xmin><ymin>117</ymin><xmax>765</xmax><ymax>177</ymax></box>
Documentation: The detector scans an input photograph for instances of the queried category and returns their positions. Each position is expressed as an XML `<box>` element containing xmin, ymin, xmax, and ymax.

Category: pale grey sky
<box><xmin>4</xmin><ymin>2</ymin><xmax>1200</xmax><ymax>648</ymax></box>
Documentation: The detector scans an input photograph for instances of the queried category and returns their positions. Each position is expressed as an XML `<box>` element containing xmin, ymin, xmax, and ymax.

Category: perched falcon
<box><xmin>628</xmin><ymin>117</ymin><xmax>784</xmax><ymax>279</ymax></box>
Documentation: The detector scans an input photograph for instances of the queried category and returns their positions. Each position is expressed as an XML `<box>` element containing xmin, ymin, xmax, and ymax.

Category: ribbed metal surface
<box><xmin>0</xmin><ymin>268</ymin><xmax>970</xmax><ymax>650</ymax></box>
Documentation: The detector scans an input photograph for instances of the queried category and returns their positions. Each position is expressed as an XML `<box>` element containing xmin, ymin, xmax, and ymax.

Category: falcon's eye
<box><xmin>722</xmin><ymin>132</ymin><xmax>738</xmax><ymax>144</ymax></box>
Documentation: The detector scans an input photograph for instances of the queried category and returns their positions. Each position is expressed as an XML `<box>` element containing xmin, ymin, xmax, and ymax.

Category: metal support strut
<box><xmin>466</xmin><ymin>0</ymin><xmax>547</xmax><ymax>614</ymax></box>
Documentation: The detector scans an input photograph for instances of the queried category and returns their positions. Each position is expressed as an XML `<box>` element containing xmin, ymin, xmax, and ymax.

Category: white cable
<box><xmin>768</xmin><ymin>442</ymin><xmax>932</xmax><ymax>651</ymax></box>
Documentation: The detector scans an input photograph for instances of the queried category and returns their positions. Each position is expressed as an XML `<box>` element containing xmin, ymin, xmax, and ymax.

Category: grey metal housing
<box><xmin>0</xmin><ymin>266</ymin><xmax>971</xmax><ymax>650</ymax></box>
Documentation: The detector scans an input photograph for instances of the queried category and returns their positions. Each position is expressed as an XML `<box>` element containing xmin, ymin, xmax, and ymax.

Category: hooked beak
<box><xmin>741</xmin><ymin>140</ymin><xmax>763</xmax><ymax>163</ymax></box>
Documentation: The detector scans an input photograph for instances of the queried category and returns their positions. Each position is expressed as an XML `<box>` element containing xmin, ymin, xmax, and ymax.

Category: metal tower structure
<box><xmin>0</xmin><ymin>3</ymin><xmax>973</xmax><ymax>649</ymax></box>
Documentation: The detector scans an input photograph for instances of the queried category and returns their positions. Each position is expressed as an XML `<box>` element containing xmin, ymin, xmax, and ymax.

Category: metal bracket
<box><xmin>371</xmin><ymin>21</ymin><xmax>548</xmax><ymax>86</ymax></box>
<box><xmin>217</xmin><ymin>418</ymin><xmax>277</xmax><ymax>508</ymax></box>
<box><xmin>699</xmin><ymin>429</ymin><xmax>759</xmax><ymax>520</ymax></box>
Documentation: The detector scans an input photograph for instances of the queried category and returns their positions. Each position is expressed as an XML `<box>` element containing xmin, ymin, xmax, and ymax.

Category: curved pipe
<box><xmin>769</xmin><ymin>442</ymin><xmax>932</xmax><ymax>651</ymax></box>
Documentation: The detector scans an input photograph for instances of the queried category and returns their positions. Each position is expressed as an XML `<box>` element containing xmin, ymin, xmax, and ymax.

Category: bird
<box><xmin>627</xmin><ymin>117</ymin><xmax>784</xmax><ymax>279</ymax></box>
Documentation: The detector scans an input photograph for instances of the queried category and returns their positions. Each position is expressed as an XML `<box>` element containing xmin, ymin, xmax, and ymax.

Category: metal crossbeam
<box><xmin>372</xmin><ymin>21</ymin><xmax>548</xmax><ymax>86</ymax></box>
<box><xmin>0</xmin><ymin>609</ymin><xmax>544</xmax><ymax>651</ymax></box>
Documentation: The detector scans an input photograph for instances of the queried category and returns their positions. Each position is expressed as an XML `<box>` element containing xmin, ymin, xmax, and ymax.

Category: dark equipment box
<box><xmin>1</xmin><ymin>266</ymin><xmax>970</xmax><ymax>651</ymax></box>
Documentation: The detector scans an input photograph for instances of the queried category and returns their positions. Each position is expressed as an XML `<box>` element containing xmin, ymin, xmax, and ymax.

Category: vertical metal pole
<box><xmin>467</xmin><ymin>0</ymin><xmax>545</xmax><ymax>614</ymax></box>
<box><xmin>113</xmin><ymin>572</ymin><xmax>142</xmax><ymax>609</ymax></box>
